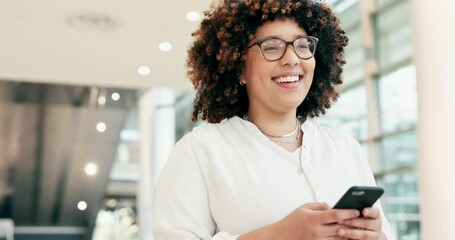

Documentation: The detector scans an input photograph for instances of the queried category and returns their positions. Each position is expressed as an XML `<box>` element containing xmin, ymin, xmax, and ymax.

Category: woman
<box><xmin>153</xmin><ymin>0</ymin><xmax>393</xmax><ymax>239</ymax></box>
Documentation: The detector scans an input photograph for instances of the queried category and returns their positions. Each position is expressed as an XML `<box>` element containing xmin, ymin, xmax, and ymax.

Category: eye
<box><xmin>261</xmin><ymin>39</ymin><xmax>284</xmax><ymax>52</ymax></box>
<box><xmin>295</xmin><ymin>38</ymin><xmax>314</xmax><ymax>52</ymax></box>
<box><xmin>296</xmin><ymin>44</ymin><xmax>309</xmax><ymax>50</ymax></box>
<box><xmin>263</xmin><ymin>45</ymin><xmax>280</xmax><ymax>51</ymax></box>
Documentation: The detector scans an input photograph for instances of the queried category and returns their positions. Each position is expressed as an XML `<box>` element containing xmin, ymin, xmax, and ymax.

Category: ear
<box><xmin>239</xmin><ymin>74</ymin><xmax>246</xmax><ymax>85</ymax></box>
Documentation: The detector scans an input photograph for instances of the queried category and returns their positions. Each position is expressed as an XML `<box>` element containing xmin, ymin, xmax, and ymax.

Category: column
<box><xmin>137</xmin><ymin>88</ymin><xmax>175</xmax><ymax>240</ymax></box>
<box><xmin>411</xmin><ymin>0</ymin><xmax>455</xmax><ymax>239</ymax></box>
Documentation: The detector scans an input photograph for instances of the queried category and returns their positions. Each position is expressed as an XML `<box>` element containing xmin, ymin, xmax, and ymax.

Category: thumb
<box><xmin>303</xmin><ymin>202</ymin><xmax>331</xmax><ymax>211</ymax></box>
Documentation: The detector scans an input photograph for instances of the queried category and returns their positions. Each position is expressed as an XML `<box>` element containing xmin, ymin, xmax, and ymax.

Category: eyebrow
<box><xmin>258</xmin><ymin>34</ymin><xmax>307</xmax><ymax>40</ymax></box>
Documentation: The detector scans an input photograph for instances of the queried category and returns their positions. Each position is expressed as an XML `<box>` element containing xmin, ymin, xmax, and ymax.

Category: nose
<box><xmin>279</xmin><ymin>44</ymin><xmax>299</xmax><ymax>66</ymax></box>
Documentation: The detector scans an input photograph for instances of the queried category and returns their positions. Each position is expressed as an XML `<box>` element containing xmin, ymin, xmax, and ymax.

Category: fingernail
<box><xmin>363</xmin><ymin>209</ymin><xmax>369</xmax><ymax>216</ymax></box>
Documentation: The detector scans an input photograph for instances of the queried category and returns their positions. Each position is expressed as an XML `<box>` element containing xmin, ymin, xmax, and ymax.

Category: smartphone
<box><xmin>333</xmin><ymin>186</ymin><xmax>384</xmax><ymax>216</ymax></box>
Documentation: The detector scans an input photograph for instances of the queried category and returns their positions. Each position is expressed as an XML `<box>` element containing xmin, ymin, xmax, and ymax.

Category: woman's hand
<box><xmin>336</xmin><ymin>207</ymin><xmax>384</xmax><ymax>240</ymax></box>
<box><xmin>239</xmin><ymin>202</ymin><xmax>373</xmax><ymax>240</ymax></box>
<box><xmin>270</xmin><ymin>202</ymin><xmax>361</xmax><ymax>240</ymax></box>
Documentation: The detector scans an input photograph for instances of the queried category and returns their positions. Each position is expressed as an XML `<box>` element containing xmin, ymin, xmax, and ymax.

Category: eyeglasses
<box><xmin>247</xmin><ymin>36</ymin><xmax>319</xmax><ymax>61</ymax></box>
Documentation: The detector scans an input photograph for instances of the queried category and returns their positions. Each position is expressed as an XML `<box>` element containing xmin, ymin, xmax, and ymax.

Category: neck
<box><xmin>261</xmin><ymin>118</ymin><xmax>299</xmax><ymax>138</ymax></box>
<box><xmin>244</xmin><ymin>113</ymin><xmax>303</xmax><ymax>151</ymax></box>
<box><xmin>245</xmin><ymin>110</ymin><xmax>299</xmax><ymax>138</ymax></box>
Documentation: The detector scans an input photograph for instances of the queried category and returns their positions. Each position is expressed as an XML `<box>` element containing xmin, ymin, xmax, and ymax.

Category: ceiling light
<box><xmin>98</xmin><ymin>96</ymin><xmax>106</xmax><ymax>105</ymax></box>
<box><xmin>66</xmin><ymin>13</ymin><xmax>118</xmax><ymax>31</ymax></box>
<box><xmin>111</xmin><ymin>92</ymin><xmax>120</xmax><ymax>101</ymax></box>
<box><xmin>96</xmin><ymin>122</ymin><xmax>107</xmax><ymax>132</ymax></box>
<box><xmin>78</xmin><ymin>201</ymin><xmax>87</xmax><ymax>211</ymax></box>
<box><xmin>159</xmin><ymin>42</ymin><xmax>172</xmax><ymax>52</ymax></box>
<box><xmin>137</xmin><ymin>66</ymin><xmax>151</xmax><ymax>76</ymax></box>
<box><xmin>85</xmin><ymin>163</ymin><xmax>98</xmax><ymax>176</ymax></box>
<box><xmin>186</xmin><ymin>11</ymin><xmax>201</xmax><ymax>22</ymax></box>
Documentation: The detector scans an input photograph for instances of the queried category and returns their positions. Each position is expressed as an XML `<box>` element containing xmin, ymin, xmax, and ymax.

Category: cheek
<box><xmin>244</xmin><ymin>58</ymin><xmax>272</xmax><ymax>80</ymax></box>
<box><xmin>302</xmin><ymin>59</ymin><xmax>316</xmax><ymax>73</ymax></box>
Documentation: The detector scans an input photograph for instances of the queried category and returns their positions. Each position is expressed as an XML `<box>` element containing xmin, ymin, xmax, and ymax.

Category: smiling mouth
<box><xmin>272</xmin><ymin>75</ymin><xmax>302</xmax><ymax>83</ymax></box>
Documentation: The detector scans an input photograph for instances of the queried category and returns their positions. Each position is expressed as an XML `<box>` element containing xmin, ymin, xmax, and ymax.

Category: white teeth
<box><xmin>273</xmin><ymin>75</ymin><xmax>300</xmax><ymax>83</ymax></box>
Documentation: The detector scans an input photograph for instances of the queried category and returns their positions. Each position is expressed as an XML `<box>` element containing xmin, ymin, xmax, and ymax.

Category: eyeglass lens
<box><xmin>260</xmin><ymin>37</ymin><xmax>316</xmax><ymax>60</ymax></box>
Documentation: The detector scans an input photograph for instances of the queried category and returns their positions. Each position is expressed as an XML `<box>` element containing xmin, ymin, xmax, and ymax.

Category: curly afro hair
<box><xmin>187</xmin><ymin>0</ymin><xmax>348</xmax><ymax>123</ymax></box>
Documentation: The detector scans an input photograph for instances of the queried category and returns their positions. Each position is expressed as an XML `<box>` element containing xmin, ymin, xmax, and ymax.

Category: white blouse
<box><xmin>153</xmin><ymin>116</ymin><xmax>394</xmax><ymax>240</ymax></box>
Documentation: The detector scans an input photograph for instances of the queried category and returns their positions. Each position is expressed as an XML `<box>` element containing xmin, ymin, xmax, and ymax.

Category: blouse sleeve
<box><xmin>152</xmin><ymin>135</ymin><xmax>240</xmax><ymax>240</ymax></box>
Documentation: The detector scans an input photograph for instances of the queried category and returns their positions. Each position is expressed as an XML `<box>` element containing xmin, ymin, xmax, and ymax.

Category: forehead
<box><xmin>254</xmin><ymin>18</ymin><xmax>308</xmax><ymax>40</ymax></box>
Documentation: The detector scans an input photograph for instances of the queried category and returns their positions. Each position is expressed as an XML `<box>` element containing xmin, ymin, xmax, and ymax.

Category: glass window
<box><xmin>344</xmin><ymin>27</ymin><xmax>365</xmax><ymax>85</ymax></box>
<box><xmin>379</xmin><ymin>130</ymin><xmax>417</xmax><ymax>170</ymax></box>
<box><xmin>115</xmin><ymin>107</ymin><xmax>139</xmax><ymax>164</ymax></box>
<box><xmin>338</xmin><ymin>0</ymin><xmax>361</xmax><ymax>28</ymax></box>
<box><xmin>175</xmin><ymin>91</ymin><xmax>199</xmax><ymax>141</ymax></box>
<box><xmin>376</xmin><ymin>0</ymin><xmax>413</xmax><ymax>68</ymax></box>
<box><xmin>378</xmin><ymin>65</ymin><xmax>417</xmax><ymax>133</ymax></box>
<box><xmin>378</xmin><ymin>171</ymin><xmax>420</xmax><ymax>240</ymax></box>
<box><xmin>377</xmin><ymin>0</ymin><xmax>396</xmax><ymax>7</ymax></box>
<box><xmin>317</xmin><ymin>86</ymin><xmax>367</xmax><ymax>140</ymax></box>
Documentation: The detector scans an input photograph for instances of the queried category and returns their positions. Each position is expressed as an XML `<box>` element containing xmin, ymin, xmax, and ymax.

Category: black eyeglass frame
<box><xmin>247</xmin><ymin>36</ymin><xmax>319</xmax><ymax>61</ymax></box>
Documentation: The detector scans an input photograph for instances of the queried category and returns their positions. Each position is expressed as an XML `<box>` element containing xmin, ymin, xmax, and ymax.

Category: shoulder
<box><xmin>174</xmin><ymin>116</ymin><xmax>244</xmax><ymax>148</ymax></box>
<box><xmin>165</xmin><ymin>117</ymin><xmax>245</xmax><ymax>177</ymax></box>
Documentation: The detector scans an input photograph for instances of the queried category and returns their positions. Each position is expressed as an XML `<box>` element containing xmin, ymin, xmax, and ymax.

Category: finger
<box><xmin>303</xmin><ymin>202</ymin><xmax>331</xmax><ymax>211</ymax></box>
<box><xmin>320</xmin><ymin>209</ymin><xmax>360</xmax><ymax>224</ymax></box>
<box><xmin>337</xmin><ymin>227</ymin><xmax>379</xmax><ymax>240</ymax></box>
<box><xmin>339</xmin><ymin>218</ymin><xmax>381</xmax><ymax>231</ymax></box>
<box><xmin>325</xmin><ymin>236</ymin><xmax>349</xmax><ymax>240</ymax></box>
<box><xmin>320</xmin><ymin>223</ymin><xmax>346</xmax><ymax>237</ymax></box>
<box><xmin>362</xmin><ymin>207</ymin><xmax>380</xmax><ymax>219</ymax></box>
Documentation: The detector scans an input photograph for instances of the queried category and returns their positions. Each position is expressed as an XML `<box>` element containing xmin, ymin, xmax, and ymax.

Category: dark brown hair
<box><xmin>187</xmin><ymin>0</ymin><xmax>348</xmax><ymax>123</ymax></box>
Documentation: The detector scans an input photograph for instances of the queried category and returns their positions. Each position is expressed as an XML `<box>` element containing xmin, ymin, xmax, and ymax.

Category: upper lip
<box><xmin>272</xmin><ymin>72</ymin><xmax>303</xmax><ymax>79</ymax></box>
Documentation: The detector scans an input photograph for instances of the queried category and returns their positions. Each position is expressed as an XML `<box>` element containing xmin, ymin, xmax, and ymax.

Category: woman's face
<box><xmin>242</xmin><ymin>18</ymin><xmax>316</xmax><ymax>115</ymax></box>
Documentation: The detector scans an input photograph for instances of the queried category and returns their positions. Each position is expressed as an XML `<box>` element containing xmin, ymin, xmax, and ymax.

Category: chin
<box><xmin>282</xmin><ymin>99</ymin><xmax>305</xmax><ymax>109</ymax></box>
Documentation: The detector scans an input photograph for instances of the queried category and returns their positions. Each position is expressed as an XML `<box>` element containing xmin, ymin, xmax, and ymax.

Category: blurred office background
<box><xmin>1</xmin><ymin>0</ymin><xmax>454</xmax><ymax>239</ymax></box>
